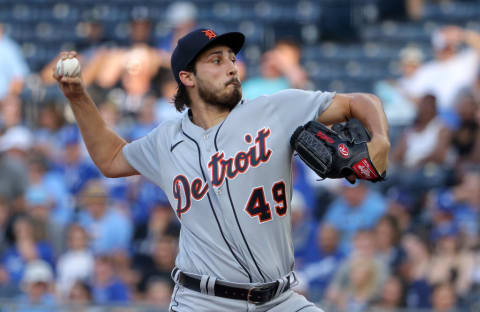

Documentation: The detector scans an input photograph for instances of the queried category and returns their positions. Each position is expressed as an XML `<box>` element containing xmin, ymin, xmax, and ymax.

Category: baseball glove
<box><xmin>290</xmin><ymin>119</ymin><xmax>385</xmax><ymax>182</ymax></box>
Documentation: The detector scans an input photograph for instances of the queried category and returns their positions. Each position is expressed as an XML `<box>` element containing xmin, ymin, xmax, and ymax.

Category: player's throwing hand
<box><xmin>53</xmin><ymin>51</ymin><xmax>85</xmax><ymax>100</ymax></box>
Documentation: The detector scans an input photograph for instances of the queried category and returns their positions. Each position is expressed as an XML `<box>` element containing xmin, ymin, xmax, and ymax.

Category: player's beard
<box><xmin>197</xmin><ymin>77</ymin><xmax>242</xmax><ymax>111</ymax></box>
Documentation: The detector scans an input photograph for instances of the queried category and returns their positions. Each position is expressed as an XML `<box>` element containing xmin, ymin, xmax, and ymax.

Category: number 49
<box><xmin>245</xmin><ymin>180</ymin><xmax>287</xmax><ymax>223</ymax></box>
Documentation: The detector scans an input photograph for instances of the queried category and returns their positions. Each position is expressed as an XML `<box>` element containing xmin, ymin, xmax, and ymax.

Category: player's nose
<box><xmin>227</xmin><ymin>61</ymin><xmax>238</xmax><ymax>77</ymax></box>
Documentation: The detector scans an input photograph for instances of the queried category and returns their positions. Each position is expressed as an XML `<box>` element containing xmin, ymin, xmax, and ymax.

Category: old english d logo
<box><xmin>202</xmin><ymin>29</ymin><xmax>217</xmax><ymax>40</ymax></box>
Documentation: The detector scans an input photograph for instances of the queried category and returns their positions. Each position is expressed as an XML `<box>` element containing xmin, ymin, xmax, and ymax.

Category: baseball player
<box><xmin>54</xmin><ymin>28</ymin><xmax>389</xmax><ymax>311</ymax></box>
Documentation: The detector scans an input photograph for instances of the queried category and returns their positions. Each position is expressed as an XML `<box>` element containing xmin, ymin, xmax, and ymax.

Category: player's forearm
<box><xmin>349</xmin><ymin>93</ymin><xmax>389</xmax><ymax>141</ymax></box>
<box><xmin>68</xmin><ymin>90</ymin><xmax>128</xmax><ymax>176</ymax></box>
<box><xmin>349</xmin><ymin>93</ymin><xmax>390</xmax><ymax>174</ymax></box>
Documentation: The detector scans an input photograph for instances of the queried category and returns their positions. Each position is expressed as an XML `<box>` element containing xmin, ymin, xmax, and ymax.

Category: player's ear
<box><xmin>179</xmin><ymin>71</ymin><xmax>195</xmax><ymax>87</ymax></box>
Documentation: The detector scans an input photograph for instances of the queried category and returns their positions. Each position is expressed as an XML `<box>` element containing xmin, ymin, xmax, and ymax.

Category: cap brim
<box><xmin>205</xmin><ymin>32</ymin><xmax>245</xmax><ymax>55</ymax></box>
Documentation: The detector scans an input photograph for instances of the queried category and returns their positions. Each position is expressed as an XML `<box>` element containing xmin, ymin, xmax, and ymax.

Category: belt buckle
<box><xmin>247</xmin><ymin>285</ymin><xmax>273</xmax><ymax>304</ymax></box>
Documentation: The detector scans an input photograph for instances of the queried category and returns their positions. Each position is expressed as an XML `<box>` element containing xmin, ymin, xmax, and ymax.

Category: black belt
<box><xmin>176</xmin><ymin>271</ymin><xmax>291</xmax><ymax>304</ymax></box>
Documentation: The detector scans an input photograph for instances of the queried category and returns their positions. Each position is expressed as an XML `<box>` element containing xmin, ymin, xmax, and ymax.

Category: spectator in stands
<box><xmin>0</xmin><ymin>263</ymin><xmax>15</xmax><ymax>298</ymax></box>
<box><xmin>400</xmin><ymin>233</ymin><xmax>432</xmax><ymax>309</ymax></box>
<box><xmin>131</xmin><ymin>187</ymin><xmax>179</xmax><ymax>255</ymax></box>
<box><xmin>93</xmin><ymin>45</ymin><xmax>162</xmax><ymax>114</ymax></box>
<box><xmin>24</xmin><ymin>187</ymin><xmax>64</xmax><ymax>257</ymax></box>
<box><xmin>428</xmin><ymin>222</ymin><xmax>475</xmax><ymax>300</ymax></box>
<box><xmin>298</xmin><ymin>224</ymin><xmax>345</xmax><ymax>302</ymax></box>
<box><xmin>56</xmin><ymin>126</ymin><xmax>101</xmax><ymax>197</ymax></box>
<box><xmin>0</xmin><ymin>138</ymin><xmax>28</xmax><ymax>212</ymax></box>
<box><xmin>26</xmin><ymin>152</ymin><xmax>72</xmax><ymax>227</ymax></box>
<box><xmin>1</xmin><ymin>216</ymin><xmax>54</xmax><ymax>287</ymax></box>
<box><xmin>242</xmin><ymin>39</ymin><xmax>308</xmax><ymax>99</ymax></box>
<box><xmin>325</xmin><ymin>230</ymin><xmax>389</xmax><ymax>312</ymax></box>
<box><xmin>0</xmin><ymin>23</ymin><xmax>29</xmax><ymax>100</ymax></box>
<box><xmin>0</xmin><ymin>95</ymin><xmax>33</xmax><ymax>163</ymax></box>
<box><xmin>431</xmin><ymin>282</ymin><xmax>457</xmax><ymax>312</ymax></box>
<box><xmin>33</xmin><ymin>102</ymin><xmax>68</xmax><ymax>162</ymax></box>
<box><xmin>144</xmin><ymin>277</ymin><xmax>173</xmax><ymax>311</ymax></box>
<box><xmin>90</xmin><ymin>255</ymin><xmax>130</xmax><ymax>304</ymax></box>
<box><xmin>374</xmin><ymin>45</ymin><xmax>424</xmax><ymax>145</ymax></box>
<box><xmin>157</xmin><ymin>2</ymin><xmax>198</xmax><ymax>54</ymax></box>
<box><xmin>128</xmin><ymin>95</ymin><xmax>158</xmax><ymax>141</ymax></box>
<box><xmin>431</xmin><ymin>172</ymin><xmax>480</xmax><ymax>247</ymax></box>
<box><xmin>67</xmin><ymin>280</ymin><xmax>94</xmax><ymax>307</ymax></box>
<box><xmin>390</xmin><ymin>94</ymin><xmax>452</xmax><ymax>199</ymax></box>
<box><xmin>17</xmin><ymin>260</ymin><xmax>56</xmax><ymax>311</ymax></box>
<box><xmin>408</xmin><ymin>26</ymin><xmax>480</xmax><ymax>118</ymax></box>
<box><xmin>324</xmin><ymin>181</ymin><xmax>387</xmax><ymax>253</ymax></box>
<box><xmin>472</xmin><ymin>66</ymin><xmax>480</xmax><ymax>103</ymax></box>
<box><xmin>392</xmin><ymin>94</ymin><xmax>450</xmax><ymax>168</ymax></box>
<box><xmin>56</xmin><ymin>224</ymin><xmax>94</xmax><ymax>299</ymax></box>
<box><xmin>77</xmin><ymin>180</ymin><xmax>132</xmax><ymax>255</ymax></box>
<box><xmin>374</xmin><ymin>215</ymin><xmax>407</xmax><ymax>274</ymax></box>
<box><xmin>128</xmin><ymin>177</ymin><xmax>171</xmax><ymax>227</ymax></box>
<box><xmin>40</xmin><ymin>18</ymin><xmax>109</xmax><ymax>87</ymax></box>
<box><xmin>91</xmin><ymin>14</ymin><xmax>164</xmax><ymax>115</ymax></box>
<box><xmin>385</xmin><ymin>188</ymin><xmax>413</xmax><ymax>233</ymax></box>
<box><xmin>0</xmin><ymin>197</ymin><xmax>9</xmax><ymax>248</ymax></box>
<box><xmin>448</xmin><ymin>91</ymin><xmax>480</xmax><ymax>165</ymax></box>
<box><xmin>369</xmin><ymin>276</ymin><xmax>405</xmax><ymax>312</ymax></box>
<box><xmin>291</xmin><ymin>190</ymin><xmax>318</xmax><ymax>266</ymax></box>
<box><xmin>134</xmin><ymin>232</ymin><xmax>178</xmax><ymax>293</ymax></box>
<box><xmin>152</xmin><ymin>67</ymin><xmax>184</xmax><ymax>123</ymax></box>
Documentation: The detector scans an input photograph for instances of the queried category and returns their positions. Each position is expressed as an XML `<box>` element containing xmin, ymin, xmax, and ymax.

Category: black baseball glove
<box><xmin>290</xmin><ymin>119</ymin><xmax>385</xmax><ymax>182</ymax></box>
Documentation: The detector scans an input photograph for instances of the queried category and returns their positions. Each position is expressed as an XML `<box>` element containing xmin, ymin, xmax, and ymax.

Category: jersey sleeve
<box><xmin>122</xmin><ymin>126</ymin><xmax>166</xmax><ymax>189</ymax></box>
<box><xmin>265</xmin><ymin>89</ymin><xmax>335</xmax><ymax>130</ymax></box>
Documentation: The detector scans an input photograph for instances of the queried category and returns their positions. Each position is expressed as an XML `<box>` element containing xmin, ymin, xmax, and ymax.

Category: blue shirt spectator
<box><xmin>298</xmin><ymin>225</ymin><xmax>345</xmax><ymax>302</ymax></box>
<box><xmin>77</xmin><ymin>180</ymin><xmax>132</xmax><ymax>254</ymax></box>
<box><xmin>130</xmin><ymin>178</ymin><xmax>169</xmax><ymax>225</ymax></box>
<box><xmin>91</xmin><ymin>256</ymin><xmax>130</xmax><ymax>304</ymax></box>
<box><xmin>53</xmin><ymin>126</ymin><xmax>101</xmax><ymax>196</ymax></box>
<box><xmin>242</xmin><ymin>39</ymin><xmax>308</xmax><ymax>100</ymax></box>
<box><xmin>2</xmin><ymin>242</ymin><xmax>54</xmax><ymax>286</ymax></box>
<box><xmin>1</xmin><ymin>217</ymin><xmax>54</xmax><ymax>286</ymax></box>
<box><xmin>0</xmin><ymin>25</ymin><xmax>29</xmax><ymax>99</ymax></box>
<box><xmin>325</xmin><ymin>182</ymin><xmax>387</xmax><ymax>253</ymax></box>
<box><xmin>242</xmin><ymin>77</ymin><xmax>290</xmax><ymax>100</ymax></box>
<box><xmin>26</xmin><ymin>153</ymin><xmax>73</xmax><ymax>227</ymax></box>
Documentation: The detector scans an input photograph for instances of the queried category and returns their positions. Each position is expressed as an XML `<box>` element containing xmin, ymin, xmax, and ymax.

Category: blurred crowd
<box><xmin>0</xmin><ymin>1</ymin><xmax>480</xmax><ymax>311</ymax></box>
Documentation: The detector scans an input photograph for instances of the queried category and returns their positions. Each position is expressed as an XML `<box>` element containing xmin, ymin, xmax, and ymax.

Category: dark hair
<box><xmin>172</xmin><ymin>62</ymin><xmax>196</xmax><ymax>112</ymax></box>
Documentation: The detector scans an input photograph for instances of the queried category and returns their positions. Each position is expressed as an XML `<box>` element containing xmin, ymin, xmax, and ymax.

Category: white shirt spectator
<box><xmin>409</xmin><ymin>49</ymin><xmax>479</xmax><ymax>111</ymax></box>
<box><xmin>403</xmin><ymin>117</ymin><xmax>444</xmax><ymax>168</ymax></box>
<box><xmin>56</xmin><ymin>249</ymin><xmax>94</xmax><ymax>298</ymax></box>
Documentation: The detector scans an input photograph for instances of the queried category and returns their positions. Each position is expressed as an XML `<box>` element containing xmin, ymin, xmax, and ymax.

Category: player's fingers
<box><xmin>60</xmin><ymin>76</ymin><xmax>81</xmax><ymax>84</ymax></box>
<box><xmin>67</xmin><ymin>51</ymin><xmax>78</xmax><ymax>59</ymax></box>
<box><xmin>346</xmin><ymin>174</ymin><xmax>356</xmax><ymax>184</ymax></box>
<box><xmin>60</xmin><ymin>51</ymin><xmax>69</xmax><ymax>60</ymax></box>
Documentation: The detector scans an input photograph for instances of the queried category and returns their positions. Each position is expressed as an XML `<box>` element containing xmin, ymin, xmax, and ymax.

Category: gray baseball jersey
<box><xmin>123</xmin><ymin>89</ymin><xmax>334</xmax><ymax>284</ymax></box>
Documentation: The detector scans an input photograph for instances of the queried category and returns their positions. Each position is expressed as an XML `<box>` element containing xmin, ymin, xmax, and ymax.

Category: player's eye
<box><xmin>231</xmin><ymin>58</ymin><xmax>236</xmax><ymax>63</ymax></box>
<box><xmin>212</xmin><ymin>58</ymin><xmax>221</xmax><ymax>64</ymax></box>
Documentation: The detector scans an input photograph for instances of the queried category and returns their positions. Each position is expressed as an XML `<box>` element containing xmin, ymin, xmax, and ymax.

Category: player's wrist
<box><xmin>67</xmin><ymin>87</ymin><xmax>90</xmax><ymax>104</ymax></box>
<box><xmin>370</xmin><ymin>135</ymin><xmax>390</xmax><ymax>154</ymax></box>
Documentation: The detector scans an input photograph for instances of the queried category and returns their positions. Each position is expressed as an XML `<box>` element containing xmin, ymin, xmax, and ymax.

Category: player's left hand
<box><xmin>290</xmin><ymin>119</ymin><xmax>389</xmax><ymax>184</ymax></box>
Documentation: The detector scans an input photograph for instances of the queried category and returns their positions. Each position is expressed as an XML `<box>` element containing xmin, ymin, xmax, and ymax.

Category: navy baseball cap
<box><xmin>171</xmin><ymin>28</ymin><xmax>245</xmax><ymax>84</ymax></box>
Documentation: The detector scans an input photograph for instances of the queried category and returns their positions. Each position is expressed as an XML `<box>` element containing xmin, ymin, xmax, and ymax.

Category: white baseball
<box><xmin>56</xmin><ymin>57</ymin><xmax>81</xmax><ymax>77</ymax></box>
